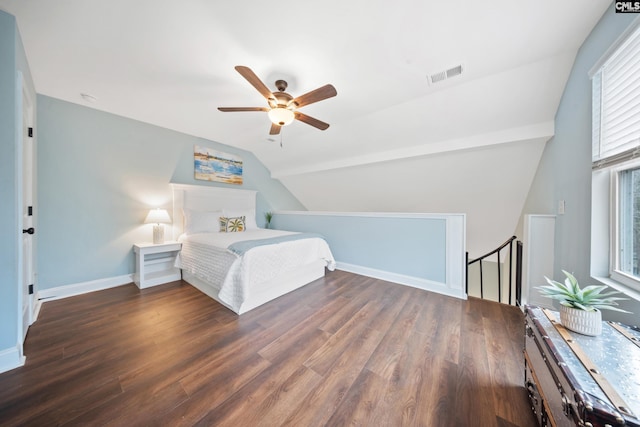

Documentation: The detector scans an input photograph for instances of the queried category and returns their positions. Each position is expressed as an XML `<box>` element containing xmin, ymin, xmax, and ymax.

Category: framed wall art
<box><xmin>194</xmin><ymin>146</ymin><xmax>243</xmax><ymax>185</ymax></box>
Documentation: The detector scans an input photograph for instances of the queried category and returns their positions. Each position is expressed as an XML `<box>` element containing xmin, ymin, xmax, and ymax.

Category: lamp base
<box><xmin>152</xmin><ymin>224</ymin><xmax>165</xmax><ymax>244</ymax></box>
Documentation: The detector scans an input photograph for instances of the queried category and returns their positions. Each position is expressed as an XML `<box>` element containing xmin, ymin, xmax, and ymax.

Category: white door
<box><xmin>21</xmin><ymin>79</ymin><xmax>35</xmax><ymax>341</ymax></box>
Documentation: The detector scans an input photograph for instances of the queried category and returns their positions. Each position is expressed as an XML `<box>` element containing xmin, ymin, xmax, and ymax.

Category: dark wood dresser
<box><xmin>524</xmin><ymin>305</ymin><xmax>640</xmax><ymax>427</ymax></box>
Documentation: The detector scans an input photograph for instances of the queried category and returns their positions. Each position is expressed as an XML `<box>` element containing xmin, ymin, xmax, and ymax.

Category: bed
<box><xmin>171</xmin><ymin>184</ymin><xmax>335</xmax><ymax>314</ymax></box>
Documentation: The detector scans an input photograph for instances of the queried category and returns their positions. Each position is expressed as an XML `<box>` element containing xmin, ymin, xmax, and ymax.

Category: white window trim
<box><xmin>588</xmin><ymin>16</ymin><xmax>640</xmax><ymax>78</ymax></box>
<box><xmin>592</xmin><ymin>275</ymin><xmax>640</xmax><ymax>304</ymax></box>
<box><xmin>609</xmin><ymin>159</ymin><xmax>640</xmax><ymax>291</ymax></box>
<box><xmin>591</xmin><ymin>165</ymin><xmax>640</xmax><ymax>303</ymax></box>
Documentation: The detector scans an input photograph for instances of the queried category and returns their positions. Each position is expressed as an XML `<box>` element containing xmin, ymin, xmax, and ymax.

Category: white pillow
<box><xmin>183</xmin><ymin>209</ymin><xmax>222</xmax><ymax>234</ymax></box>
<box><xmin>223</xmin><ymin>209</ymin><xmax>258</xmax><ymax>230</ymax></box>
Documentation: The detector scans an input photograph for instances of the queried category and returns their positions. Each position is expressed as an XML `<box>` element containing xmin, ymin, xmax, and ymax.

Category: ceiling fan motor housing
<box><xmin>269</xmin><ymin>84</ymin><xmax>295</xmax><ymax>110</ymax></box>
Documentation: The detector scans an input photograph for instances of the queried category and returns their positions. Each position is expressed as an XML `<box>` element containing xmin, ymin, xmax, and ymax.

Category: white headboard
<box><xmin>171</xmin><ymin>184</ymin><xmax>257</xmax><ymax>239</ymax></box>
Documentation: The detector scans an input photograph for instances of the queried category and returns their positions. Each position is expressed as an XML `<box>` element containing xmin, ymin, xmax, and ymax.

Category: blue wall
<box><xmin>273</xmin><ymin>212</ymin><xmax>447</xmax><ymax>283</ymax></box>
<box><xmin>37</xmin><ymin>95</ymin><xmax>305</xmax><ymax>289</ymax></box>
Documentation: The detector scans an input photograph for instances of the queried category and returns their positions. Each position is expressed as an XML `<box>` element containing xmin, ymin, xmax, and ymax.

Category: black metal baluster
<box><xmin>467</xmin><ymin>236</ymin><xmax>522</xmax><ymax>306</ymax></box>
<box><xmin>479</xmin><ymin>259</ymin><xmax>484</xmax><ymax>299</ymax></box>
<box><xmin>497</xmin><ymin>250</ymin><xmax>502</xmax><ymax>303</ymax></box>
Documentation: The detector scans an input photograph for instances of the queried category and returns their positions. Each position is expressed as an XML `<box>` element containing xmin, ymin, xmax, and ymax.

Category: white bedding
<box><xmin>175</xmin><ymin>229</ymin><xmax>336</xmax><ymax>313</ymax></box>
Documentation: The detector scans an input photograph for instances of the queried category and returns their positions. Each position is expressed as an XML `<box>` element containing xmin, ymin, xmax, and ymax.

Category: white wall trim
<box><xmin>337</xmin><ymin>262</ymin><xmax>466</xmax><ymax>300</ymax></box>
<box><xmin>0</xmin><ymin>345</ymin><xmax>25</xmax><ymax>375</ymax></box>
<box><xmin>271</xmin><ymin>121</ymin><xmax>554</xmax><ymax>178</ymax></box>
<box><xmin>15</xmin><ymin>71</ymin><xmax>25</xmax><ymax>363</ymax></box>
<box><xmin>275</xmin><ymin>211</ymin><xmax>463</xmax><ymax>219</ymax></box>
<box><xmin>446</xmin><ymin>213</ymin><xmax>466</xmax><ymax>294</ymax></box>
<box><xmin>37</xmin><ymin>274</ymin><xmax>133</xmax><ymax>303</ymax></box>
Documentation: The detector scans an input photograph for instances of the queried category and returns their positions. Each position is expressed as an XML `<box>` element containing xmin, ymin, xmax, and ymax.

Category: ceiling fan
<box><xmin>218</xmin><ymin>66</ymin><xmax>337</xmax><ymax>135</ymax></box>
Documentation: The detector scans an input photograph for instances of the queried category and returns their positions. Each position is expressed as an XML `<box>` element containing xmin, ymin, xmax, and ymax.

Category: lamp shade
<box><xmin>268</xmin><ymin>107</ymin><xmax>295</xmax><ymax>126</ymax></box>
<box><xmin>144</xmin><ymin>208</ymin><xmax>171</xmax><ymax>224</ymax></box>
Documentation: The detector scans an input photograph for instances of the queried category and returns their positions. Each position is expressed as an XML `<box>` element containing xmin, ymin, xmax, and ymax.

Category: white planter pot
<box><xmin>559</xmin><ymin>305</ymin><xmax>602</xmax><ymax>336</ymax></box>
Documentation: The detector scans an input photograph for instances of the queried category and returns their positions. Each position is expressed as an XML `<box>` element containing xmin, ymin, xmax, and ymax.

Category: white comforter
<box><xmin>175</xmin><ymin>229</ymin><xmax>335</xmax><ymax>312</ymax></box>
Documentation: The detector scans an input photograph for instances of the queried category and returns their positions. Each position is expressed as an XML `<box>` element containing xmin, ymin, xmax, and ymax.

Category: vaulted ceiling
<box><xmin>0</xmin><ymin>0</ymin><xmax>611</xmax><ymax>256</ymax></box>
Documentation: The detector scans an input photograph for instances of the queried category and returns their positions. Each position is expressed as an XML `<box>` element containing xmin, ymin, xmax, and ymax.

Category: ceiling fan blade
<box><xmin>217</xmin><ymin>107</ymin><xmax>269</xmax><ymax>112</ymax></box>
<box><xmin>291</xmin><ymin>84</ymin><xmax>337</xmax><ymax>108</ymax></box>
<box><xmin>269</xmin><ymin>123</ymin><xmax>281</xmax><ymax>135</ymax></box>
<box><xmin>235</xmin><ymin>66</ymin><xmax>274</xmax><ymax>101</ymax></box>
<box><xmin>294</xmin><ymin>111</ymin><xmax>330</xmax><ymax>130</ymax></box>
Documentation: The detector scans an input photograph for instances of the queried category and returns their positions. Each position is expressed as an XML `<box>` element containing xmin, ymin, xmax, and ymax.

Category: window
<box><xmin>591</xmin><ymin>22</ymin><xmax>640</xmax><ymax>291</ymax></box>
<box><xmin>611</xmin><ymin>161</ymin><xmax>640</xmax><ymax>289</ymax></box>
<box><xmin>592</xmin><ymin>24</ymin><xmax>640</xmax><ymax>167</ymax></box>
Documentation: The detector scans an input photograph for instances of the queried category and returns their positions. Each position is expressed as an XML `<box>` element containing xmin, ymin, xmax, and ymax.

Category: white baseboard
<box><xmin>37</xmin><ymin>274</ymin><xmax>134</xmax><ymax>302</ymax></box>
<box><xmin>33</xmin><ymin>265</ymin><xmax>465</xmax><ymax>306</ymax></box>
<box><xmin>0</xmin><ymin>345</ymin><xmax>25</xmax><ymax>374</ymax></box>
<box><xmin>336</xmin><ymin>262</ymin><xmax>467</xmax><ymax>300</ymax></box>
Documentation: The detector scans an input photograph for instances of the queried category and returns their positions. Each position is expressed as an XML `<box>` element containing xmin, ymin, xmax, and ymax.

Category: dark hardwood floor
<box><xmin>0</xmin><ymin>270</ymin><xmax>537</xmax><ymax>426</ymax></box>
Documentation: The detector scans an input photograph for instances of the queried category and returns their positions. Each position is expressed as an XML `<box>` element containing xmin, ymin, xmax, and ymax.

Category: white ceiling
<box><xmin>0</xmin><ymin>0</ymin><xmax>611</xmax><ymax>255</ymax></box>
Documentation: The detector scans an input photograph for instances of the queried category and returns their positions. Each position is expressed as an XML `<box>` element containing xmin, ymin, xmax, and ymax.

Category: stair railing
<box><xmin>466</xmin><ymin>236</ymin><xmax>523</xmax><ymax>306</ymax></box>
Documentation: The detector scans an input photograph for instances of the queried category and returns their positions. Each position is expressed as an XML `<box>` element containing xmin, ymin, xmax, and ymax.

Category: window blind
<box><xmin>592</xmin><ymin>24</ymin><xmax>640</xmax><ymax>168</ymax></box>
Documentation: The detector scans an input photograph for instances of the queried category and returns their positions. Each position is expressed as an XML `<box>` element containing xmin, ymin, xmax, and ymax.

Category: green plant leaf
<box><xmin>536</xmin><ymin>271</ymin><xmax>632</xmax><ymax>313</ymax></box>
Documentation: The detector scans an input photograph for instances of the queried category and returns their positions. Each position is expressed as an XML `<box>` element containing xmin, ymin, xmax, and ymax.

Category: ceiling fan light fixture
<box><xmin>268</xmin><ymin>107</ymin><xmax>295</xmax><ymax>126</ymax></box>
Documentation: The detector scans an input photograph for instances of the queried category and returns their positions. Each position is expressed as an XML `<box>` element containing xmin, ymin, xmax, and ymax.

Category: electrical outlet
<box><xmin>558</xmin><ymin>200</ymin><xmax>565</xmax><ymax>215</ymax></box>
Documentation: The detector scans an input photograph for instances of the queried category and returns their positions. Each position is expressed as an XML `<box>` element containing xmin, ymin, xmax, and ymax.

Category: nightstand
<box><xmin>133</xmin><ymin>241</ymin><xmax>182</xmax><ymax>289</ymax></box>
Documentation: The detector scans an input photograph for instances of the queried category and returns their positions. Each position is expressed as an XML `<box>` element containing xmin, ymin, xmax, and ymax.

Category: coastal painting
<box><xmin>194</xmin><ymin>146</ymin><xmax>243</xmax><ymax>185</ymax></box>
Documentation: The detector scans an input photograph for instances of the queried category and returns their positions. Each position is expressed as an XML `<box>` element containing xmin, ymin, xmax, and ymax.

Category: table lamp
<box><xmin>144</xmin><ymin>208</ymin><xmax>172</xmax><ymax>244</ymax></box>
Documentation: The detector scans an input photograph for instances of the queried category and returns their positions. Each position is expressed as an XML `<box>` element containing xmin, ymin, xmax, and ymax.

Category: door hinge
<box><xmin>28</xmin><ymin>284</ymin><xmax>34</xmax><ymax>295</ymax></box>
<box><xmin>28</xmin><ymin>127</ymin><xmax>33</xmax><ymax>138</ymax></box>
<box><xmin>28</xmin><ymin>206</ymin><xmax>33</xmax><ymax>216</ymax></box>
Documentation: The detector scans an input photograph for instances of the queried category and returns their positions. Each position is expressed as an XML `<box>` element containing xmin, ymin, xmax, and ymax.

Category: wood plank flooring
<box><xmin>0</xmin><ymin>270</ymin><xmax>537</xmax><ymax>426</ymax></box>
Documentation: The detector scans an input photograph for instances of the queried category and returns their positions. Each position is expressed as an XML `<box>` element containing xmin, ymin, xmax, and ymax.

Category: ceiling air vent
<box><xmin>428</xmin><ymin>64</ymin><xmax>464</xmax><ymax>85</ymax></box>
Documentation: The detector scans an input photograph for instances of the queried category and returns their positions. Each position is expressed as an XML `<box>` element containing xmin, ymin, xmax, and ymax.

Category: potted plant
<box><xmin>538</xmin><ymin>270</ymin><xmax>630</xmax><ymax>336</ymax></box>
<box><xmin>264</xmin><ymin>211</ymin><xmax>273</xmax><ymax>229</ymax></box>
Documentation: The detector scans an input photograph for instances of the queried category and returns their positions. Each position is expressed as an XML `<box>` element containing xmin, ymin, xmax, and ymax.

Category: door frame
<box><xmin>16</xmin><ymin>71</ymin><xmax>36</xmax><ymax>360</ymax></box>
